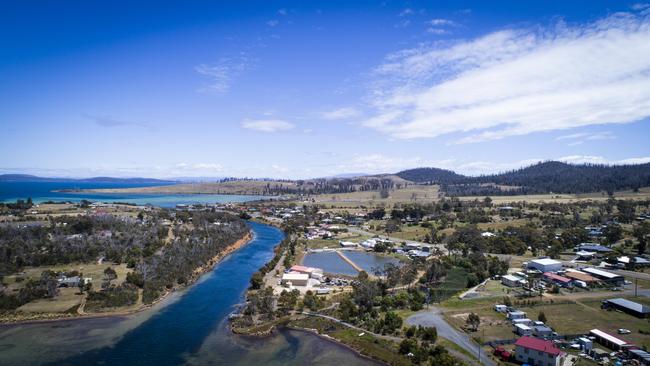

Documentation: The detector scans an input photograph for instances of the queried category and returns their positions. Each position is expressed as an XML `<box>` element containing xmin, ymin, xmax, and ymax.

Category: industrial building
<box><xmin>528</xmin><ymin>258</ymin><xmax>562</xmax><ymax>273</ymax></box>
<box><xmin>602</xmin><ymin>298</ymin><xmax>650</xmax><ymax>318</ymax></box>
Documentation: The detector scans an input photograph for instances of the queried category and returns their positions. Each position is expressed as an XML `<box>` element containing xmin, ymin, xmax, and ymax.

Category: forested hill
<box><xmin>397</xmin><ymin>161</ymin><xmax>650</xmax><ymax>195</ymax></box>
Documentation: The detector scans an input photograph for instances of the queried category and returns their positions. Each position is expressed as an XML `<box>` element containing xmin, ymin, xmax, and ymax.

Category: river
<box><xmin>0</xmin><ymin>222</ymin><xmax>380</xmax><ymax>366</ymax></box>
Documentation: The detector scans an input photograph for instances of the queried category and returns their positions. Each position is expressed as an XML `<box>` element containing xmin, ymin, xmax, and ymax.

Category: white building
<box><xmin>528</xmin><ymin>258</ymin><xmax>562</xmax><ymax>273</ymax></box>
<box><xmin>339</xmin><ymin>241</ymin><xmax>358</xmax><ymax>248</ymax></box>
<box><xmin>281</xmin><ymin>273</ymin><xmax>309</xmax><ymax>287</ymax></box>
<box><xmin>502</xmin><ymin>274</ymin><xmax>526</xmax><ymax>287</ymax></box>
<box><xmin>507</xmin><ymin>310</ymin><xmax>527</xmax><ymax>320</ymax></box>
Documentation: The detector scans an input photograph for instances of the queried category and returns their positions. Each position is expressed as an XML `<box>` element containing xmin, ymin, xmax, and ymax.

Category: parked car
<box><xmin>618</xmin><ymin>329</ymin><xmax>631</xmax><ymax>334</ymax></box>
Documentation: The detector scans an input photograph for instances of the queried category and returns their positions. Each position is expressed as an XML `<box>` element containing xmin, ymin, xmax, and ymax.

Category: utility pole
<box><xmin>635</xmin><ymin>278</ymin><xmax>638</xmax><ymax>297</ymax></box>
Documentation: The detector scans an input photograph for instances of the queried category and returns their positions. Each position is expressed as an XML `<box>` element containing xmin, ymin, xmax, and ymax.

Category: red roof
<box><xmin>515</xmin><ymin>336</ymin><xmax>563</xmax><ymax>356</ymax></box>
<box><xmin>543</xmin><ymin>272</ymin><xmax>572</xmax><ymax>284</ymax></box>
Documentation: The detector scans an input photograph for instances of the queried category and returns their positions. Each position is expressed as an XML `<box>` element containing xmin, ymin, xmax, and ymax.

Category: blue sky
<box><xmin>1</xmin><ymin>0</ymin><xmax>649</xmax><ymax>179</ymax></box>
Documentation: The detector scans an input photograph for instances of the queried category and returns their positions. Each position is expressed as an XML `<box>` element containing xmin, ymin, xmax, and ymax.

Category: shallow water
<box><xmin>344</xmin><ymin>252</ymin><xmax>402</xmax><ymax>274</ymax></box>
<box><xmin>0</xmin><ymin>181</ymin><xmax>267</xmax><ymax>208</ymax></box>
<box><xmin>0</xmin><ymin>222</ymin><xmax>380</xmax><ymax>366</ymax></box>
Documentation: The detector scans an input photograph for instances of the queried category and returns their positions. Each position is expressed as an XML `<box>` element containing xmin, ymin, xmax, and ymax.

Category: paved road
<box><xmin>406</xmin><ymin>307</ymin><xmax>497</xmax><ymax>366</ymax></box>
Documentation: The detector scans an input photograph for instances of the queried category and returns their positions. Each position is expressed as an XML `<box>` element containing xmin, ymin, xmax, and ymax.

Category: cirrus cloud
<box><xmin>363</xmin><ymin>10</ymin><xmax>650</xmax><ymax>143</ymax></box>
<box><xmin>241</xmin><ymin>119</ymin><xmax>295</xmax><ymax>132</ymax></box>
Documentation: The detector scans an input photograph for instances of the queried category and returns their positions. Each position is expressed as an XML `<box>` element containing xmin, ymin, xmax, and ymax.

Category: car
<box><xmin>618</xmin><ymin>329</ymin><xmax>631</xmax><ymax>334</ymax></box>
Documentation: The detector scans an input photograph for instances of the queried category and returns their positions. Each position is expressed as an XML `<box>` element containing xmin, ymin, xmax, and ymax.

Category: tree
<box><xmin>78</xmin><ymin>272</ymin><xmax>85</xmax><ymax>294</ymax></box>
<box><xmin>538</xmin><ymin>311</ymin><xmax>547</xmax><ymax>323</ymax></box>
<box><xmin>466</xmin><ymin>312</ymin><xmax>480</xmax><ymax>332</ymax></box>
<box><xmin>103</xmin><ymin>267</ymin><xmax>117</xmax><ymax>287</ymax></box>
<box><xmin>634</xmin><ymin>222</ymin><xmax>650</xmax><ymax>255</ymax></box>
<box><xmin>250</xmin><ymin>271</ymin><xmax>264</xmax><ymax>289</ymax></box>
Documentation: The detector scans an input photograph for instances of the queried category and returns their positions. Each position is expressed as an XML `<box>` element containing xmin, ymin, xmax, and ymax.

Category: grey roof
<box><xmin>605</xmin><ymin>298</ymin><xmax>650</xmax><ymax>314</ymax></box>
<box><xmin>577</xmin><ymin>243</ymin><xmax>612</xmax><ymax>252</ymax></box>
<box><xmin>629</xmin><ymin>349</ymin><xmax>650</xmax><ymax>361</ymax></box>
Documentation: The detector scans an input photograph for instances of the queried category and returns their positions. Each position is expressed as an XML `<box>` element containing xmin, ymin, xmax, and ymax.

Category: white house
<box><xmin>528</xmin><ymin>258</ymin><xmax>562</xmax><ymax>273</ymax></box>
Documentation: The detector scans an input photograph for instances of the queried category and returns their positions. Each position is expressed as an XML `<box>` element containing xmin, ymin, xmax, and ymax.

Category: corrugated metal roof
<box><xmin>605</xmin><ymin>298</ymin><xmax>650</xmax><ymax>314</ymax></box>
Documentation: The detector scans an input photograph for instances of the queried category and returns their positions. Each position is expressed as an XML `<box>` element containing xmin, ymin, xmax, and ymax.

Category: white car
<box><xmin>618</xmin><ymin>329</ymin><xmax>631</xmax><ymax>334</ymax></box>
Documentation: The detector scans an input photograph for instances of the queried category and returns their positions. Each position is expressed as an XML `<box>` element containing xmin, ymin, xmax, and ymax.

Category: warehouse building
<box><xmin>528</xmin><ymin>258</ymin><xmax>562</xmax><ymax>273</ymax></box>
<box><xmin>581</xmin><ymin>267</ymin><xmax>625</xmax><ymax>285</ymax></box>
<box><xmin>602</xmin><ymin>298</ymin><xmax>650</xmax><ymax>318</ymax></box>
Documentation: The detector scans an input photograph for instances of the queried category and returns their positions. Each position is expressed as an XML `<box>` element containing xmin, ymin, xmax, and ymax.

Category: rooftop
<box><xmin>590</xmin><ymin>329</ymin><xmax>627</xmax><ymax>346</ymax></box>
<box><xmin>582</xmin><ymin>267</ymin><xmax>622</xmax><ymax>279</ymax></box>
<box><xmin>531</xmin><ymin>258</ymin><xmax>561</xmax><ymax>265</ymax></box>
<box><xmin>604</xmin><ymin>298</ymin><xmax>650</xmax><ymax>314</ymax></box>
<box><xmin>515</xmin><ymin>336</ymin><xmax>563</xmax><ymax>356</ymax></box>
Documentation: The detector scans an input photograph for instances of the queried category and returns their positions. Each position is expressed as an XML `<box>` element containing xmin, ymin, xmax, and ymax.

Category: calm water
<box><xmin>0</xmin><ymin>181</ymin><xmax>267</xmax><ymax>208</ymax></box>
<box><xmin>0</xmin><ymin>222</ymin><xmax>380</xmax><ymax>366</ymax></box>
<box><xmin>344</xmin><ymin>252</ymin><xmax>402</xmax><ymax>274</ymax></box>
<box><xmin>302</xmin><ymin>252</ymin><xmax>358</xmax><ymax>276</ymax></box>
<box><xmin>303</xmin><ymin>251</ymin><xmax>402</xmax><ymax>276</ymax></box>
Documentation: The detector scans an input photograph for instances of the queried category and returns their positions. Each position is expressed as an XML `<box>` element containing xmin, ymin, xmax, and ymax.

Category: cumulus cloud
<box><xmin>363</xmin><ymin>11</ymin><xmax>650</xmax><ymax>143</ymax></box>
<box><xmin>195</xmin><ymin>56</ymin><xmax>250</xmax><ymax>93</ymax></box>
<box><xmin>241</xmin><ymin>119</ymin><xmax>295</xmax><ymax>132</ymax></box>
<box><xmin>321</xmin><ymin>107</ymin><xmax>361</xmax><ymax>120</ymax></box>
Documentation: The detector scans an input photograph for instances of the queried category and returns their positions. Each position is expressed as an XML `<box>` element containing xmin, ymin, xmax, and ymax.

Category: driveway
<box><xmin>406</xmin><ymin>307</ymin><xmax>497</xmax><ymax>366</ymax></box>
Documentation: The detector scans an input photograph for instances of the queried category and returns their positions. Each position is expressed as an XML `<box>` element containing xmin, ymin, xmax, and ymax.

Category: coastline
<box><xmin>0</xmin><ymin>230</ymin><xmax>254</xmax><ymax>326</ymax></box>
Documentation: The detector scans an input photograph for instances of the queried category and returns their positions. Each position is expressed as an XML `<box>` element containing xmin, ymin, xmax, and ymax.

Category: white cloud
<box><xmin>278</xmin><ymin>9</ymin><xmax>288</xmax><ymax>16</ymax></box>
<box><xmin>429</xmin><ymin>18</ymin><xmax>457</xmax><ymax>26</ymax></box>
<box><xmin>363</xmin><ymin>11</ymin><xmax>650</xmax><ymax>143</ymax></box>
<box><xmin>399</xmin><ymin>8</ymin><xmax>414</xmax><ymax>17</ymax></box>
<box><xmin>241</xmin><ymin>119</ymin><xmax>295</xmax><ymax>132</ymax></box>
<box><xmin>321</xmin><ymin>107</ymin><xmax>361</xmax><ymax>120</ymax></box>
<box><xmin>555</xmin><ymin>131</ymin><xmax>616</xmax><ymax>145</ymax></box>
<box><xmin>195</xmin><ymin>56</ymin><xmax>249</xmax><ymax>93</ymax></box>
<box><xmin>427</xmin><ymin>28</ymin><xmax>449</xmax><ymax>35</ymax></box>
<box><xmin>266</xmin><ymin>20</ymin><xmax>279</xmax><ymax>27</ymax></box>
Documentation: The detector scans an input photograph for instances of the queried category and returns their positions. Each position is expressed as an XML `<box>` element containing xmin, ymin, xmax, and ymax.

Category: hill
<box><xmin>0</xmin><ymin>174</ymin><xmax>176</xmax><ymax>184</ymax></box>
<box><xmin>397</xmin><ymin>161</ymin><xmax>650</xmax><ymax>195</ymax></box>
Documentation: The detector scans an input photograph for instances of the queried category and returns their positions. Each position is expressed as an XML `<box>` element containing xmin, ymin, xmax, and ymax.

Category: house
<box><xmin>602</xmin><ymin>298</ymin><xmax>650</xmax><ymax>318</ymax></box>
<box><xmin>575</xmin><ymin>250</ymin><xmax>597</xmax><ymax>260</ymax></box>
<box><xmin>339</xmin><ymin>241</ymin><xmax>357</xmax><ymax>248</ymax></box>
<box><xmin>618</xmin><ymin>256</ymin><xmax>650</xmax><ymax>268</ymax></box>
<box><xmin>576</xmin><ymin>243</ymin><xmax>612</xmax><ymax>253</ymax></box>
<box><xmin>281</xmin><ymin>273</ymin><xmax>309</xmax><ymax>287</ymax></box>
<box><xmin>543</xmin><ymin>272</ymin><xmax>572</xmax><ymax>287</ymax></box>
<box><xmin>515</xmin><ymin>324</ymin><xmax>532</xmax><ymax>336</ymax></box>
<box><xmin>528</xmin><ymin>258</ymin><xmax>562</xmax><ymax>273</ymax></box>
<box><xmin>502</xmin><ymin>274</ymin><xmax>526</xmax><ymax>287</ymax></box>
<box><xmin>58</xmin><ymin>276</ymin><xmax>81</xmax><ymax>287</ymax></box>
<box><xmin>514</xmin><ymin>336</ymin><xmax>566</xmax><ymax>366</ymax></box>
<box><xmin>581</xmin><ymin>267</ymin><xmax>625</xmax><ymax>285</ymax></box>
<box><xmin>589</xmin><ymin>329</ymin><xmax>628</xmax><ymax>350</ymax></box>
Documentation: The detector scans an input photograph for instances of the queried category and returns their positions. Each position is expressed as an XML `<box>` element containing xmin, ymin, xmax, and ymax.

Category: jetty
<box><xmin>335</xmin><ymin>251</ymin><xmax>363</xmax><ymax>272</ymax></box>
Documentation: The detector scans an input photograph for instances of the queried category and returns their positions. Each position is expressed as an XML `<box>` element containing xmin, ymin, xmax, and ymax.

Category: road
<box><xmin>406</xmin><ymin>307</ymin><xmax>497</xmax><ymax>366</ymax></box>
<box><xmin>347</xmin><ymin>227</ymin><xmax>448</xmax><ymax>254</ymax></box>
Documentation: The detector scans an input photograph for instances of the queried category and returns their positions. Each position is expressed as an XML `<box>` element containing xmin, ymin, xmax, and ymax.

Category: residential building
<box><xmin>514</xmin><ymin>336</ymin><xmax>566</xmax><ymax>366</ymax></box>
<box><xmin>502</xmin><ymin>274</ymin><xmax>526</xmax><ymax>287</ymax></box>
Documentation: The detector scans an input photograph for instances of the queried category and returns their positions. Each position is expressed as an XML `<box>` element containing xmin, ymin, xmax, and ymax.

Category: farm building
<box><xmin>528</xmin><ymin>258</ymin><xmax>562</xmax><ymax>273</ymax></box>
<box><xmin>581</xmin><ymin>268</ymin><xmax>624</xmax><ymax>285</ymax></box>
<box><xmin>602</xmin><ymin>298</ymin><xmax>650</xmax><ymax>318</ymax></box>
<box><xmin>514</xmin><ymin>336</ymin><xmax>566</xmax><ymax>366</ymax></box>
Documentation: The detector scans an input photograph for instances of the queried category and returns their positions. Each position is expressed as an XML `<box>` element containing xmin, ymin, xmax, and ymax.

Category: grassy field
<box><xmin>431</xmin><ymin>267</ymin><xmax>470</xmax><ymax>303</ymax></box>
<box><xmin>288</xmin><ymin>316</ymin><xmax>411</xmax><ymax>366</ymax></box>
<box><xmin>5</xmin><ymin>262</ymin><xmax>131</xmax><ymax>313</ymax></box>
<box><xmin>440</xmin><ymin>295</ymin><xmax>650</xmax><ymax>349</ymax></box>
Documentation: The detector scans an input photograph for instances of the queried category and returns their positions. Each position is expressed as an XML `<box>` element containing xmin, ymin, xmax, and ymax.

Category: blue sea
<box><xmin>0</xmin><ymin>181</ymin><xmax>267</xmax><ymax>208</ymax></box>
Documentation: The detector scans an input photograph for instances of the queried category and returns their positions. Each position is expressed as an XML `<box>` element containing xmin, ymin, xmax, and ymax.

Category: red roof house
<box><xmin>515</xmin><ymin>336</ymin><xmax>566</xmax><ymax>366</ymax></box>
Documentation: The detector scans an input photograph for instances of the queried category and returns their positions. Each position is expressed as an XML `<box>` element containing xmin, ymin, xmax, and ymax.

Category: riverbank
<box><xmin>0</xmin><ymin>230</ymin><xmax>254</xmax><ymax>325</ymax></box>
